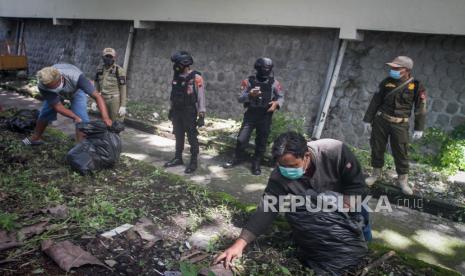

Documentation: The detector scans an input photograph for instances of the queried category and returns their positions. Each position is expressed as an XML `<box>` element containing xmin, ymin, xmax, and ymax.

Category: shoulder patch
<box><xmin>240</xmin><ymin>79</ymin><xmax>249</xmax><ymax>90</ymax></box>
<box><xmin>195</xmin><ymin>75</ymin><xmax>203</xmax><ymax>88</ymax></box>
<box><xmin>408</xmin><ymin>83</ymin><xmax>415</xmax><ymax>90</ymax></box>
<box><xmin>385</xmin><ymin>83</ymin><xmax>396</xmax><ymax>88</ymax></box>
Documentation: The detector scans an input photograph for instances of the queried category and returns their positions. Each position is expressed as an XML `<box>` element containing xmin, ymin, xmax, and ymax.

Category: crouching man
<box><xmin>215</xmin><ymin>132</ymin><xmax>371</xmax><ymax>275</ymax></box>
<box><xmin>22</xmin><ymin>64</ymin><xmax>112</xmax><ymax>145</ymax></box>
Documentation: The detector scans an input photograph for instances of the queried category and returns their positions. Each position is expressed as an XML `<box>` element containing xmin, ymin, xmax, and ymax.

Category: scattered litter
<box><xmin>163</xmin><ymin>271</ymin><xmax>181</xmax><ymax>276</ymax></box>
<box><xmin>17</xmin><ymin>221</ymin><xmax>48</xmax><ymax>241</ymax></box>
<box><xmin>41</xmin><ymin>239</ymin><xmax>106</xmax><ymax>272</ymax></box>
<box><xmin>100</xmin><ymin>223</ymin><xmax>134</xmax><ymax>238</ymax></box>
<box><xmin>198</xmin><ymin>263</ymin><xmax>234</xmax><ymax>276</ymax></box>
<box><xmin>133</xmin><ymin>217</ymin><xmax>162</xmax><ymax>242</ymax></box>
<box><xmin>41</xmin><ymin>204</ymin><xmax>69</xmax><ymax>219</ymax></box>
<box><xmin>0</xmin><ymin>230</ymin><xmax>22</xmax><ymax>251</ymax></box>
<box><xmin>104</xmin><ymin>259</ymin><xmax>117</xmax><ymax>267</ymax></box>
<box><xmin>180</xmin><ymin>249</ymin><xmax>209</xmax><ymax>264</ymax></box>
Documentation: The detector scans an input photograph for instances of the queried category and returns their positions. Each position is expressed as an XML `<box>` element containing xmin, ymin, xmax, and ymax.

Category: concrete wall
<box><xmin>23</xmin><ymin>19</ymin><xmax>130</xmax><ymax>76</ymax></box>
<box><xmin>0</xmin><ymin>18</ymin><xmax>14</xmax><ymax>40</ymax></box>
<box><xmin>9</xmin><ymin>18</ymin><xmax>465</xmax><ymax>147</ymax></box>
<box><xmin>2</xmin><ymin>0</ymin><xmax>465</xmax><ymax>39</ymax></box>
<box><xmin>324</xmin><ymin>32</ymin><xmax>465</xmax><ymax>147</ymax></box>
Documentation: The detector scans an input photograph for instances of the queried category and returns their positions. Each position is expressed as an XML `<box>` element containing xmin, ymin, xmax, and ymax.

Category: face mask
<box><xmin>46</xmin><ymin>78</ymin><xmax>64</xmax><ymax>93</ymax></box>
<box><xmin>389</xmin><ymin>69</ymin><xmax>401</xmax><ymax>80</ymax></box>
<box><xmin>102</xmin><ymin>56</ymin><xmax>115</xmax><ymax>66</ymax></box>
<box><xmin>279</xmin><ymin>166</ymin><xmax>304</xmax><ymax>180</ymax></box>
<box><xmin>256</xmin><ymin>68</ymin><xmax>271</xmax><ymax>78</ymax></box>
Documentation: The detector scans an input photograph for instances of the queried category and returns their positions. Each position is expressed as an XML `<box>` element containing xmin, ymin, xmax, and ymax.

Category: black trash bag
<box><xmin>66</xmin><ymin>120</ymin><xmax>124</xmax><ymax>175</ymax></box>
<box><xmin>7</xmin><ymin>109</ymin><xmax>39</xmax><ymax>133</ymax></box>
<box><xmin>285</xmin><ymin>190</ymin><xmax>368</xmax><ymax>276</ymax></box>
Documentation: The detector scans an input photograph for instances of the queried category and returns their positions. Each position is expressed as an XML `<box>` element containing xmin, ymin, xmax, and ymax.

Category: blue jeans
<box><xmin>361</xmin><ymin>206</ymin><xmax>372</xmax><ymax>242</ymax></box>
<box><xmin>38</xmin><ymin>90</ymin><xmax>89</xmax><ymax>123</ymax></box>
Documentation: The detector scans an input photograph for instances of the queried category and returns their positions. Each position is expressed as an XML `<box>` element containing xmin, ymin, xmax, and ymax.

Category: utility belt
<box><xmin>102</xmin><ymin>94</ymin><xmax>120</xmax><ymax>100</ymax></box>
<box><xmin>377</xmin><ymin>111</ymin><xmax>409</xmax><ymax>123</ymax></box>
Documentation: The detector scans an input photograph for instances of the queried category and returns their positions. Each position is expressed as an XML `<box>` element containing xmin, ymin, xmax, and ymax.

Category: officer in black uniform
<box><xmin>223</xmin><ymin>57</ymin><xmax>284</xmax><ymax>175</ymax></box>
<box><xmin>164</xmin><ymin>51</ymin><xmax>206</xmax><ymax>174</ymax></box>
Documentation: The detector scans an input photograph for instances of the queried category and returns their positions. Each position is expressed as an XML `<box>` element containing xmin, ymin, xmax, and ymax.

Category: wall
<box><xmin>325</xmin><ymin>32</ymin><xmax>465</xmax><ymax>147</ymax></box>
<box><xmin>9</xmin><ymin>18</ymin><xmax>465</xmax><ymax>147</ymax></box>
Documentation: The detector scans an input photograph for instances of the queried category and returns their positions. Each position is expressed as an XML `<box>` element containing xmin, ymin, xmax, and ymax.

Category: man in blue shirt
<box><xmin>22</xmin><ymin>64</ymin><xmax>112</xmax><ymax>144</ymax></box>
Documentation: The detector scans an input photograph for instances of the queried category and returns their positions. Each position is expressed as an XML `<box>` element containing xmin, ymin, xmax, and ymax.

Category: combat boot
<box><xmin>398</xmin><ymin>174</ymin><xmax>413</xmax><ymax>195</ymax></box>
<box><xmin>164</xmin><ymin>157</ymin><xmax>183</xmax><ymax>168</ymax></box>
<box><xmin>185</xmin><ymin>156</ymin><xmax>198</xmax><ymax>174</ymax></box>
<box><xmin>365</xmin><ymin>168</ymin><xmax>382</xmax><ymax>187</ymax></box>
<box><xmin>251</xmin><ymin>158</ymin><xmax>261</xmax><ymax>175</ymax></box>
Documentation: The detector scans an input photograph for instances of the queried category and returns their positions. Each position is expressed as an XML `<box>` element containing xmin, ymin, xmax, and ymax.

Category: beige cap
<box><xmin>37</xmin><ymin>66</ymin><xmax>61</xmax><ymax>85</ymax></box>
<box><xmin>386</xmin><ymin>56</ymin><xmax>413</xmax><ymax>70</ymax></box>
<box><xmin>102</xmin><ymin>47</ymin><xmax>116</xmax><ymax>57</ymax></box>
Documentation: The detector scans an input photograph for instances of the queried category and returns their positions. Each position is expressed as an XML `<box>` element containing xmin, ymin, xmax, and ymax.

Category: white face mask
<box><xmin>46</xmin><ymin>77</ymin><xmax>64</xmax><ymax>93</ymax></box>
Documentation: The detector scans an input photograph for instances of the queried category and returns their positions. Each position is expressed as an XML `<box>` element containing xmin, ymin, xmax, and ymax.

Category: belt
<box><xmin>377</xmin><ymin>111</ymin><xmax>409</xmax><ymax>123</ymax></box>
<box><xmin>102</xmin><ymin>94</ymin><xmax>119</xmax><ymax>100</ymax></box>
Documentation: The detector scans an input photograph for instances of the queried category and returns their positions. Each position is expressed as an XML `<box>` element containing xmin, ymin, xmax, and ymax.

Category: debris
<box><xmin>358</xmin><ymin>250</ymin><xmax>396</xmax><ymax>276</ymax></box>
<box><xmin>133</xmin><ymin>217</ymin><xmax>161</xmax><ymax>242</ymax></box>
<box><xmin>163</xmin><ymin>271</ymin><xmax>181</xmax><ymax>276</ymax></box>
<box><xmin>41</xmin><ymin>204</ymin><xmax>69</xmax><ymax>219</ymax></box>
<box><xmin>17</xmin><ymin>221</ymin><xmax>48</xmax><ymax>241</ymax></box>
<box><xmin>104</xmin><ymin>259</ymin><xmax>117</xmax><ymax>267</ymax></box>
<box><xmin>0</xmin><ymin>230</ymin><xmax>21</xmax><ymax>251</ymax></box>
<box><xmin>100</xmin><ymin>223</ymin><xmax>134</xmax><ymax>238</ymax></box>
<box><xmin>41</xmin><ymin>239</ymin><xmax>105</xmax><ymax>272</ymax></box>
<box><xmin>180</xmin><ymin>249</ymin><xmax>209</xmax><ymax>264</ymax></box>
<box><xmin>198</xmin><ymin>263</ymin><xmax>234</xmax><ymax>276</ymax></box>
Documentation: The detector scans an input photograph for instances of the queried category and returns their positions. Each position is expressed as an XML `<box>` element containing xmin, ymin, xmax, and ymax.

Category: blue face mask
<box><xmin>389</xmin><ymin>69</ymin><xmax>401</xmax><ymax>80</ymax></box>
<box><xmin>279</xmin><ymin>166</ymin><xmax>304</xmax><ymax>180</ymax></box>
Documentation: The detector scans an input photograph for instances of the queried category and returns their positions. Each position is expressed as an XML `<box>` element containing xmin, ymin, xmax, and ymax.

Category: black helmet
<box><xmin>254</xmin><ymin>57</ymin><xmax>273</xmax><ymax>77</ymax></box>
<box><xmin>171</xmin><ymin>51</ymin><xmax>193</xmax><ymax>66</ymax></box>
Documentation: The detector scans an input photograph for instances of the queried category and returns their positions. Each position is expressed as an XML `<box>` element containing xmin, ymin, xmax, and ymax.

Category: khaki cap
<box><xmin>102</xmin><ymin>47</ymin><xmax>116</xmax><ymax>57</ymax></box>
<box><xmin>37</xmin><ymin>66</ymin><xmax>61</xmax><ymax>85</ymax></box>
<box><xmin>386</xmin><ymin>56</ymin><xmax>413</xmax><ymax>70</ymax></box>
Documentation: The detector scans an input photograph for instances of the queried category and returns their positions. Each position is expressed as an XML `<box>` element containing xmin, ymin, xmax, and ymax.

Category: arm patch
<box><xmin>118</xmin><ymin>76</ymin><xmax>126</xmax><ymax>85</ymax></box>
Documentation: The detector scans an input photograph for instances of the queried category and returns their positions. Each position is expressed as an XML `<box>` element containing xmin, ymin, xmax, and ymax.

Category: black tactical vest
<box><xmin>170</xmin><ymin>71</ymin><xmax>200</xmax><ymax>109</ymax></box>
<box><xmin>245</xmin><ymin>76</ymin><xmax>274</xmax><ymax>109</ymax></box>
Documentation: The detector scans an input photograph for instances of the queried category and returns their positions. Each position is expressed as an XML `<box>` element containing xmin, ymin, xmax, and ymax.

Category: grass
<box><xmin>0</xmin><ymin>109</ymin><xmax>462</xmax><ymax>275</ymax></box>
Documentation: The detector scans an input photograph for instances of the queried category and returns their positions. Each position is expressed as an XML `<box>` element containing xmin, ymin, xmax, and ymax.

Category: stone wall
<box><xmin>23</xmin><ymin>19</ymin><xmax>130</xmax><ymax>78</ymax></box>
<box><xmin>128</xmin><ymin>23</ymin><xmax>336</xmax><ymax>122</ymax></box>
<box><xmin>10</xmin><ymin>18</ymin><xmax>465</xmax><ymax>147</ymax></box>
<box><xmin>324</xmin><ymin>32</ymin><xmax>465</xmax><ymax>147</ymax></box>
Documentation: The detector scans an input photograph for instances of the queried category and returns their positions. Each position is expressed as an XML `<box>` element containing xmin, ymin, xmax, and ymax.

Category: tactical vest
<box><xmin>244</xmin><ymin>76</ymin><xmax>274</xmax><ymax>109</ymax></box>
<box><xmin>170</xmin><ymin>71</ymin><xmax>200</xmax><ymax>109</ymax></box>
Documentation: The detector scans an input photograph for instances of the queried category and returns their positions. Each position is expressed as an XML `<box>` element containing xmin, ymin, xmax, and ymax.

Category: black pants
<box><xmin>370</xmin><ymin>114</ymin><xmax>410</xmax><ymax>175</ymax></box>
<box><xmin>235</xmin><ymin>109</ymin><xmax>273</xmax><ymax>160</ymax></box>
<box><xmin>172</xmin><ymin>106</ymin><xmax>199</xmax><ymax>158</ymax></box>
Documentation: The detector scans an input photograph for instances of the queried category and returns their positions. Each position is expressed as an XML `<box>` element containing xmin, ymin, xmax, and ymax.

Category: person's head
<box><xmin>102</xmin><ymin>48</ymin><xmax>116</xmax><ymax>67</ymax></box>
<box><xmin>37</xmin><ymin>66</ymin><xmax>63</xmax><ymax>91</ymax></box>
<box><xmin>386</xmin><ymin>56</ymin><xmax>413</xmax><ymax>80</ymax></box>
<box><xmin>254</xmin><ymin>57</ymin><xmax>273</xmax><ymax>80</ymax></box>
<box><xmin>271</xmin><ymin>131</ymin><xmax>311</xmax><ymax>180</ymax></box>
<box><xmin>171</xmin><ymin>51</ymin><xmax>193</xmax><ymax>74</ymax></box>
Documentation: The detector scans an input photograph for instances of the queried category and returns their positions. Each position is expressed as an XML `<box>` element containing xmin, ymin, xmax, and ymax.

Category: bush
<box><xmin>268</xmin><ymin>112</ymin><xmax>307</xmax><ymax>145</ymax></box>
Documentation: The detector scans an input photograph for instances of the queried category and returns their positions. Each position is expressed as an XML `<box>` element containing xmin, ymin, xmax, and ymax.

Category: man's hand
<box><xmin>197</xmin><ymin>112</ymin><xmax>205</xmax><ymax>127</ymax></box>
<box><xmin>74</xmin><ymin>117</ymin><xmax>82</xmax><ymax>124</ymax></box>
<box><xmin>249</xmin><ymin>87</ymin><xmax>261</xmax><ymax>98</ymax></box>
<box><xmin>267</xmin><ymin>101</ymin><xmax>279</xmax><ymax>112</ymax></box>
<box><xmin>213</xmin><ymin>239</ymin><xmax>247</xmax><ymax>269</ymax></box>
<box><xmin>118</xmin><ymin>106</ymin><xmax>127</xmax><ymax>116</ymax></box>
<box><xmin>103</xmin><ymin>117</ymin><xmax>113</xmax><ymax>127</ymax></box>
<box><xmin>412</xmin><ymin>131</ymin><xmax>423</xmax><ymax>140</ymax></box>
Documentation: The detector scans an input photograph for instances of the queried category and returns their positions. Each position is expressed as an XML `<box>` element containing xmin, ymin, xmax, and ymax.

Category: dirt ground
<box><xmin>0</xmin><ymin>109</ymin><xmax>460</xmax><ymax>275</ymax></box>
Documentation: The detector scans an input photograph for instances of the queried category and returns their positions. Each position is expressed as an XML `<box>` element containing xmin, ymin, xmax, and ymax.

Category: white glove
<box><xmin>90</xmin><ymin>102</ymin><xmax>98</xmax><ymax>112</ymax></box>
<box><xmin>412</xmin><ymin>131</ymin><xmax>423</xmax><ymax>140</ymax></box>
<box><xmin>363</xmin><ymin>122</ymin><xmax>372</xmax><ymax>133</ymax></box>
<box><xmin>118</xmin><ymin>106</ymin><xmax>127</xmax><ymax>116</ymax></box>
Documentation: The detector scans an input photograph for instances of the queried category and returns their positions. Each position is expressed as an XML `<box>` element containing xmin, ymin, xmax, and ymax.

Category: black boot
<box><xmin>251</xmin><ymin>159</ymin><xmax>261</xmax><ymax>175</ymax></box>
<box><xmin>223</xmin><ymin>156</ymin><xmax>244</xmax><ymax>169</ymax></box>
<box><xmin>164</xmin><ymin>157</ymin><xmax>183</xmax><ymax>168</ymax></box>
<box><xmin>185</xmin><ymin>156</ymin><xmax>198</xmax><ymax>174</ymax></box>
